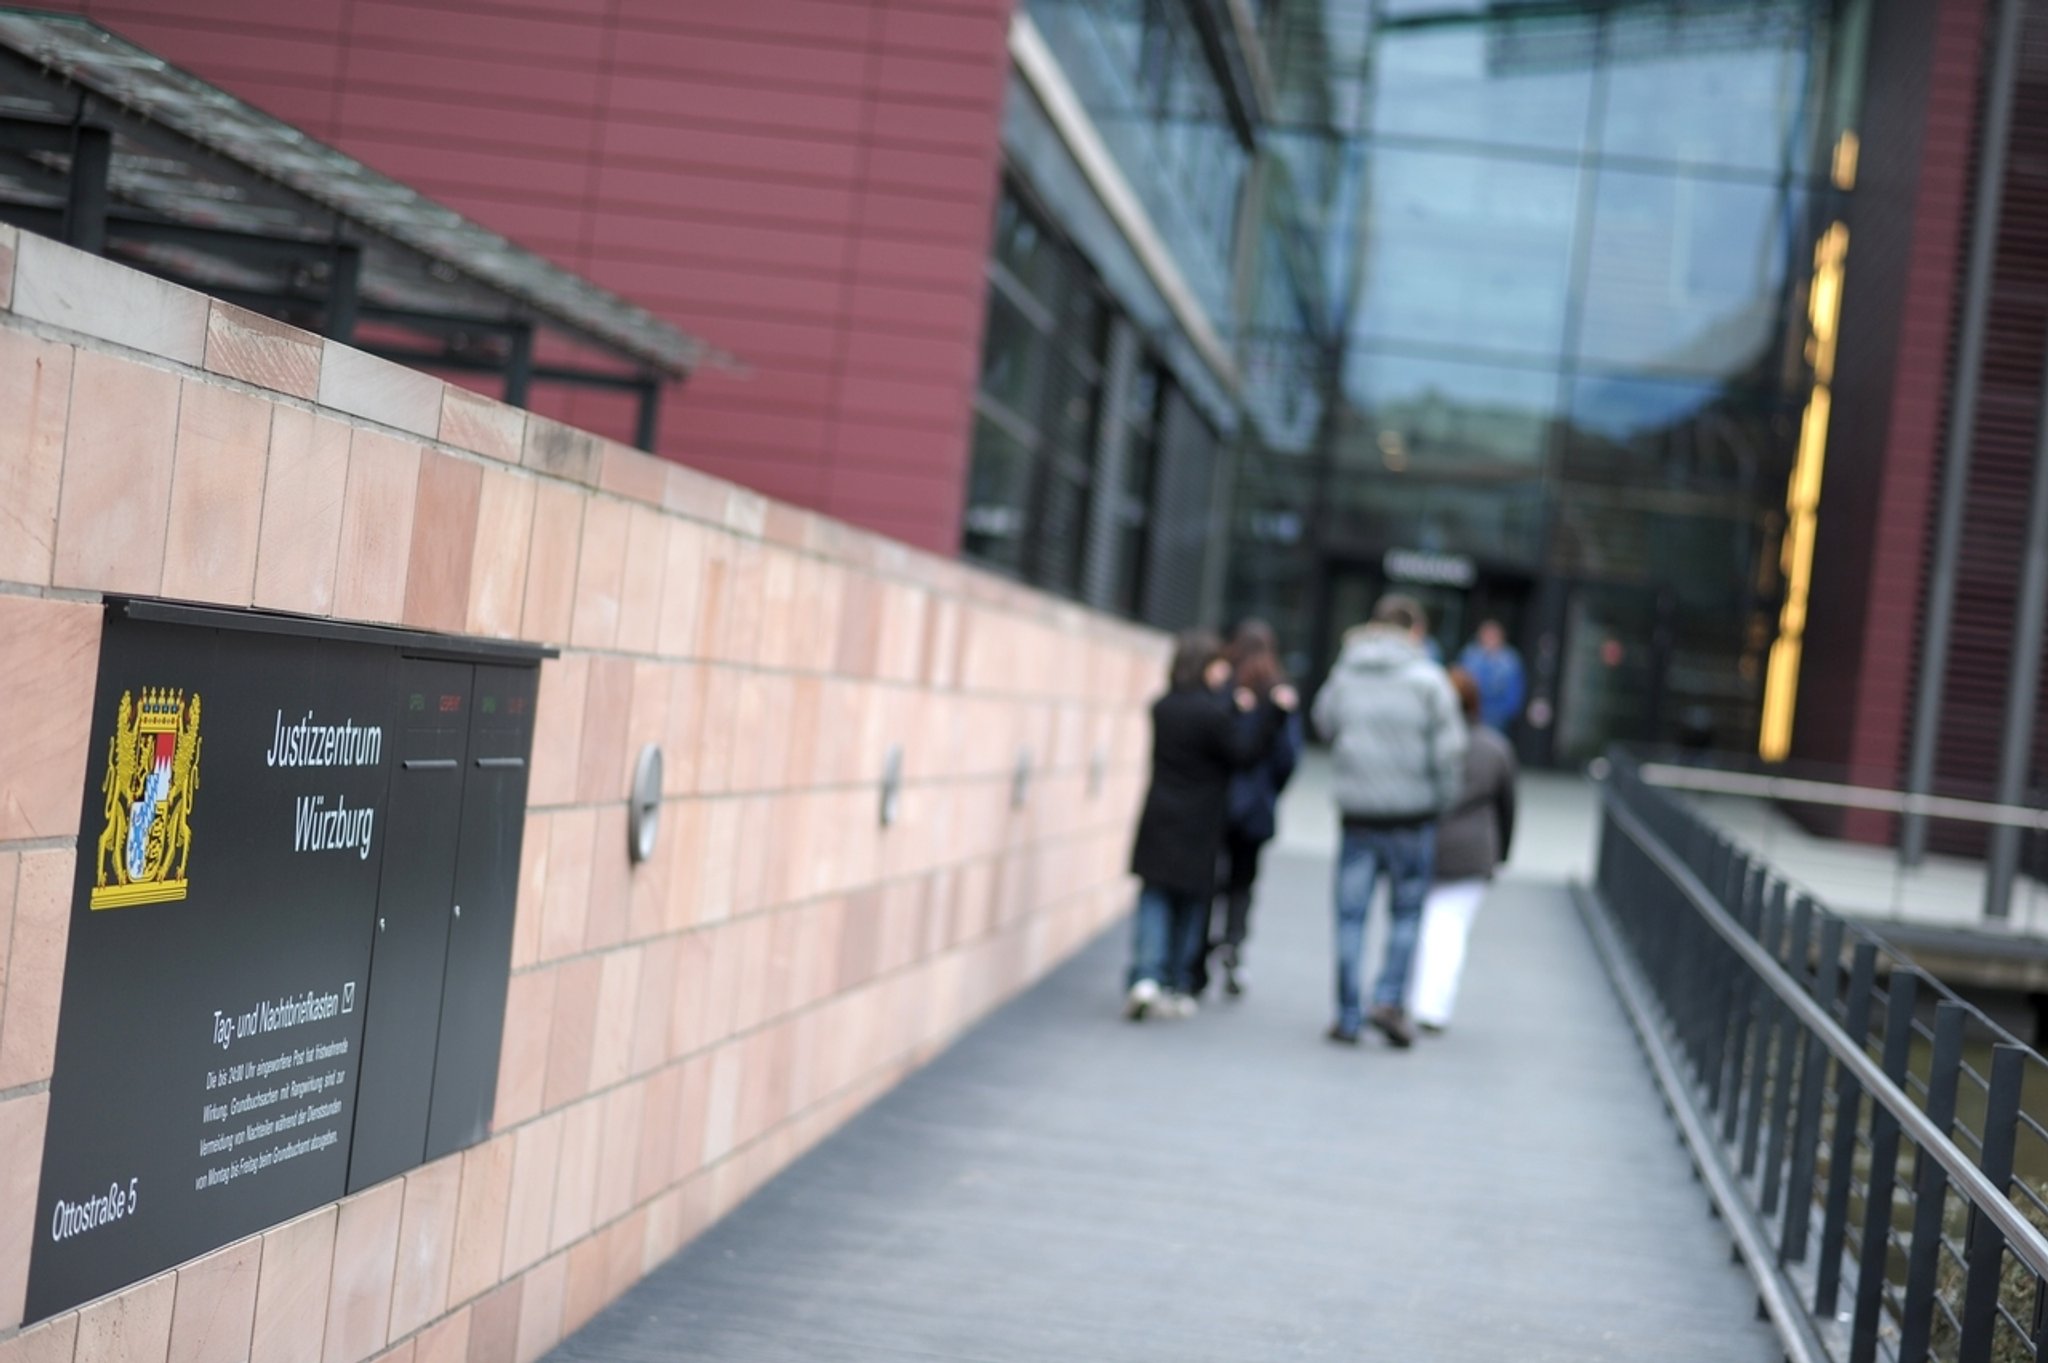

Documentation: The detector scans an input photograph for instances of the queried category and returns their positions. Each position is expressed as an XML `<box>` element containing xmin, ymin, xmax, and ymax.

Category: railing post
<box><xmin>1722</xmin><ymin>859</ymin><xmax>1765</xmax><ymax>1140</ymax></box>
<box><xmin>1816</xmin><ymin>938</ymin><xmax>1878</xmax><ymax>1315</ymax></box>
<box><xmin>1782</xmin><ymin>912</ymin><xmax>1842</xmax><ymax>1264</ymax></box>
<box><xmin>1897</xmin><ymin>1001</ymin><xmax>1967</xmax><ymax>1363</ymax></box>
<box><xmin>1704</xmin><ymin>847</ymin><xmax>1748</xmax><ymax>1117</ymax></box>
<box><xmin>1762</xmin><ymin>895</ymin><xmax>1813</xmax><ymax>1216</ymax></box>
<box><xmin>1676</xmin><ymin>845</ymin><xmax>1717</xmax><ymax>1081</ymax></box>
<box><xmin>63</xmin><ymin>122</ymin><xmax>111</xmax><ymax>255</ymax></box>
<box><xmin>1849</xmin><ymin>973</ymin><xmax>1919</xmax><ymax>1363</ymax></box>
<box><xmin>1958</xmin><ymin>1045</ymin><xmax>2025</xmax><ymax>1363</ymax></box>
<box><xmin>1741</xmin><ymin>881</ymin><xmax>1788</xmax><ymax>1176</ymax></box>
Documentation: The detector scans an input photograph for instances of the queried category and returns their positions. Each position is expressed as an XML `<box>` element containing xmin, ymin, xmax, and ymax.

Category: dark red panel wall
<box><xmin>1929</xmin><ymin>0</ymin><xmax>2048</xmax><ymax>838</ymax></box>
<box><xmin>1791</xmin><ymin>0</ymin><xmax>1986</xmax><ymax>822</ymax></box>
<box><xmin>40</xmin><ymin>0</ymin><xmax>1013</xmax><ymax>554</ymax></box>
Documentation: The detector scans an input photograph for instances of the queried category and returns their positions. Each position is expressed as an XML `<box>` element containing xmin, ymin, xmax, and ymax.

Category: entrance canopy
<box><xmin>0</xmin><ymin>10</ymin><xmax>715</xmax><ymax>448</ymax></box>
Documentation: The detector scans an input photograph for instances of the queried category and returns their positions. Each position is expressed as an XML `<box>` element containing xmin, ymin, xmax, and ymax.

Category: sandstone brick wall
<box><xmin>0</xmin><ymin>224</ymin><xmax>1162</xmax><ymax>1363</ymax></box>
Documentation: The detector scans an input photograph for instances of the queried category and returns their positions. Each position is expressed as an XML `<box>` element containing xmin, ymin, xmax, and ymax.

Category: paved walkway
<box><xmin>548</xmin><ymin>829</ymin><xmax>1780</xmax><ymax>1362</ymax></box>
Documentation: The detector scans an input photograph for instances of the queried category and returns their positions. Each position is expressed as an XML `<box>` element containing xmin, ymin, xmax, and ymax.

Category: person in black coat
<box><xmin>1126</xmin><ymin>630</ymin><xmax>1296</xmax><ymax>1021</ymax></box>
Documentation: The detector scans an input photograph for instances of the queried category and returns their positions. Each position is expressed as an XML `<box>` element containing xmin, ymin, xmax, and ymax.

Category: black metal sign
<box><xmin>26</xmin><ymin>607</ymin><xmax>537</xmax><ymax>1322</ymax></box>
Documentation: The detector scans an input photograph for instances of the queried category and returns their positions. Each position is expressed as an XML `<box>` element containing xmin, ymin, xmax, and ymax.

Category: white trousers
<box><xmin>1408</xmin><ymin>878</ymin><xmax>1489</xmax><ymax>1028</ymax></box>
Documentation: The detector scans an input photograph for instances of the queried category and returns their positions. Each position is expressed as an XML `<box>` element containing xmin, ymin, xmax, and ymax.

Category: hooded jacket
<box><xmin>1311</xmin><ymin>626</ymin><xmax>1466</xmax><ymax>824</ymax></box>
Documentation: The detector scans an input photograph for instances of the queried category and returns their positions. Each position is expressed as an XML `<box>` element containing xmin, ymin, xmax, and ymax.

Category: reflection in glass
<box><xmin>1037</xmin><ymin>465</ymin><xmax>1090</xmax><ymax>597</ymax></box>
<box><xmin>1371</xmin><ymin>14</ymin><xmax>1596</xmax><ymax>154</ymax></box>
<box><xmin>1575</xmin><ymin>171</ymin><xmax>1796</xmax><ymax>379</ymax></box>
<box><xmin>1555</xmin><ymin>585</ymin><xmax>1656</xmax><ymax>762</ymax></box>
<box><xmin>1550</xmin><ymin>489</ymin><xmax>1765</xmax><ymax>600</ymax></box>
<box><xmin>990</xmin><ymin>191</ymin><xmax>1053</xmax><ymax>297</ymax></box>
<box><xmin>962</xmin><ymin>414</ymin><xmax>1034</xmax><ymax>574</ymax></box>
<box><xmin>1023</xmin><ymin>0</ymin><xmax>1248</xmax><ymax>329</ymax></box>
<box><xmin>1601</xmin><ymin>3</ymin><xmax>1816</xmax><ymax>173</ymax></box>
<box><xmin>1562</xmin><ymin>373</ymin><xmax>1798</xmax><ymax>494</ymax></box>
<box><xmin>1329</xmin><ymin>475</ymin><xmax>1547</xmax><ymax>566</ymax></box>
<box><xmin>963</xmin><ymin>187</ymin><xmax>1111</xmax><ymax>595</ymax></box>
<box><xmin>976</xmin><ymin>290</ymin><xmax>1048</xmax><ymax>422</ymax></box>
<box><xmin>1341</xmin><ymin>350</ymin><xmax>1559</xmax><ymax>474</ymax></box>
<box><xmin>1351</xmin><ymin>148</ymin><xmax>1581</xmax><ymax>358</ymax></box>
<box><xmin>1226</xmin><ymin>0</ymin><xmax>1832</xmax><ymax>759</ymax></box>
<box><xmin>1111</xmin><ymin>363</ymin><xmax>1162</xmax><ymax>617</ymax></box>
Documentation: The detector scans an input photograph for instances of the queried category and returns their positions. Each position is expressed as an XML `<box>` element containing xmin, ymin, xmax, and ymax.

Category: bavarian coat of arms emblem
<box><xmin>91</xmin><ymin>688</ymin><xmax>202</xmax><ymax>909</ymax></box>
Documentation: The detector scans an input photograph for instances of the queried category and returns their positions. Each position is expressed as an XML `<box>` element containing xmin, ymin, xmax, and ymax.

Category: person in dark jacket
<box><xmin>1407</xmin><ymin>667</ymin><xmax>1518</xmax><ymax>1033</ymax></box>
<box><xmin>1126</xmin><ymin>630</ymin><xmax>1296</xmax><ymax>1021</ymax></box>
<box><xmin>1203</xmin><ymin>621</ymin><xmax>1303</xmax><ymax>998</ymax></box>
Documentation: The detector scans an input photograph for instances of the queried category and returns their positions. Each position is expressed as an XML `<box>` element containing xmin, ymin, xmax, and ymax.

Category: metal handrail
<box><xmin>1592</xmin><ymin>749</ymin><xmax>2048</xmax><ymax>1363</ymax></box>
<box><xmin>1636</xmin><ymin>761</ymin><xmax>2048</xmax><ymax>833</ymax></box>
<box><xmin>1606</xmin><ymin>789</ymin><xmax>2048</xmax><ymax>1280</ymax></box>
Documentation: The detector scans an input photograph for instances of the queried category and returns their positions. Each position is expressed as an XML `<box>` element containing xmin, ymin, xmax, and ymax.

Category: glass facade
<box><xmin>1023</xmin><ymin>0</ymin><xmax>1253</xmax><ymax>333</ymax></box>
<box><xmin>967</xmin><ymin>0</ymin><xmax>1262</xmax><ymax>628</ymax></box>
<box><xmin>962</xmin><ymin>188</ymin><xmax>1109</xmax><ymax>595</ymax></box>
<box><xmin>962</xmin><ymin>180</ymin><xmax>1224</xmax><ymax>627</ymax></box>
<box><xmin>968</xmin><ymin>0</ymin><xmax>1850</xmax><ymax>763</ymax></box>
<box><xmin>1230</xmin><ymin>0</ymin><xmax>1844</xmax><ymax>762</ymax></box>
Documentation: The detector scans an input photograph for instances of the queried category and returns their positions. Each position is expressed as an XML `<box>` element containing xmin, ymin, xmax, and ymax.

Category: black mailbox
<box><xmin>26</xmin><ymin>602</ymin><xmax>544</xmax><ymax>1322</ymax></box>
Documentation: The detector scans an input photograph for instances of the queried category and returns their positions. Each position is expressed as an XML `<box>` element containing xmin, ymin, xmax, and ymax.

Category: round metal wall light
<box><xmin>1011</xmin><ymin>746</ymin><xmax>1034</xmax><ymax>810</ymax></box>
<box><xmin>879</xmin><ymin>743</ymin><xmax>904</xmax><ymax>828</ymax></box>
<box><xmin>629</xmin><ymin>744</ymin><xmax>663</xmax><ymax>863</ymax></box>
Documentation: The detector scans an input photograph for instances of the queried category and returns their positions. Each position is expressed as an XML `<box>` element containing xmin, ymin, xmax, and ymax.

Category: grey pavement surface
<box><xmin>547</xmin><ymin>820</ymin><xmax>1779</xmax><ymax>1361</ymax></box>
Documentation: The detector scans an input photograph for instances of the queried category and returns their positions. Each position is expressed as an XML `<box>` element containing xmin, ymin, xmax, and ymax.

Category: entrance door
<box><xmin>1312</xmin><ymin>558</ymin><xmax>1532</xmax><ymax>687</ymax></box>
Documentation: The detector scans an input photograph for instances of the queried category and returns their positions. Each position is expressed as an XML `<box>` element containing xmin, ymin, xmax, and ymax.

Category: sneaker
<box><xmin>1369</xmin><ymin>1004</ymin><xmax>1416</xmax><ymax>1050</ymax></box>
<box><xmin>1418</xmin><ymin>1021</ymin><xmax>1447</xmax><ymax>1037</ymax></box>
<box><xmin>1124</xmin><ymin>979</ymin><xmax>1160</xmax><ymax>1021</ymax></box>
<box><xmin>1325</xmin><ymin>1024</ymin><xmax>1361</xmax><ymax>1046</ymax></box>
<box><xmin>1166</xmin><ymin>991</ymin><xmax>1199</xmax><ymax>1018</ymax></box>
<box><xmin>1222</xmin><ymin>963</ymin><xmax>1243</xmax><ymax>997</ymax></box>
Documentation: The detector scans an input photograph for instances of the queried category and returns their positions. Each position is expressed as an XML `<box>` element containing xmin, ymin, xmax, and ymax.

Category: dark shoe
<box><xmin>1369</xmin><ymin>1004</ymin><xmax>1416</xmax><ymax>1049</ymax></box>
<box><xmin>1223</xmin><ymin>967</ymin><xmax>1243</xmax><ymax>997</ymax></box>
<box><xmin>1325</xmin><ymin>1024</ymin><xmax>1361</xmax><ymax>1046</ymax></box>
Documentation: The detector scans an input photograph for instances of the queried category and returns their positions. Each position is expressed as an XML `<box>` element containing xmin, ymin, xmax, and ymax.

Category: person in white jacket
<box><xmin>1311</xmin><ymin>595</ymin><xmax>1466</xmax><ymax>1049</ymax></box>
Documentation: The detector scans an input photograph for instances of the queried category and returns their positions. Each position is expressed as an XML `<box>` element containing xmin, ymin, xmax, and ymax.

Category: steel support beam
<box><xmin>360</xmin><ymin>344</ymin><xmax>653</xmax><ymax>393</ymax></box>
<box><xmin>503</xmin><ymin>324</ymin><xmax>534</xmax><ymax>409</ymax></box>
<box><xmin>112</xmin><ymin>215</ymin><xmax>338</xmax><ymax>266</ymax></box>
<box><xmin>0</xmin><ymin>203</ymin><xmax>360</xmax><ymax>288</ymax></box>
<box><xmin>633</xmin><ymin>378</ymin><xmax>661</xmax><ymax>453</ymax></box>
<box><xmin>325</xmin><ymin>242</ymin><xmax>361</xmax><ymax>342</ymax></box>
<box><xmin>0</xmin><ymin>112</ymin><xmax>75</xmax><ymax>154</ymax></box>
<box><xmin>1982</xmin><ymin>335</ymin><xmax>2048</xmax><ymax>919</ymax></box>
<box><xmin>355</xmin><ymin>302</ymin><xmax>524</xmax><ymax>339</ymax></box>
<box><xmin>1902</xmin><ymin>0</ymin><xmax>2027</xmax><ymax>865</ymax></box>
<box><xmin>62</xmin><ymin>123</ymin><xmax>110</xmax><ymax>254</ymax></box>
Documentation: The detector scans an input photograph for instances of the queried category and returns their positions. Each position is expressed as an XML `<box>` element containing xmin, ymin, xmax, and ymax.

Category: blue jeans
<box><xmin>1333</xmin><ymin>825</ymin><xmax>1436</xmax><ymax>1033</ymax></box>
<box><xmin>1129</xmin><ymin>883</ymin><xmax>1208</xmax><ymax>994</ymax></box>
